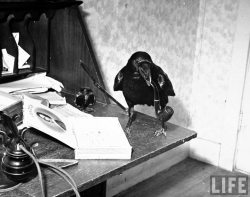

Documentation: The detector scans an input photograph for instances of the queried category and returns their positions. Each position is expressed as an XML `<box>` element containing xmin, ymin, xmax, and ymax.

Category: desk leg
<box><xmin>101</xmin><ymin>181</ymin><xmax>107</xmax><ymax>197</ymax></box>
<box><xmin>78</xmin><ymin>181</ymin><xmax>107</xmax><ymax>197</ymax></box>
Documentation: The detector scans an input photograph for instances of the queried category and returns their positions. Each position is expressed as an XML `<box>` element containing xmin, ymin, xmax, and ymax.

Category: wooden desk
<box><xmin>0</xmin><ymin>104</ymin><xmax>196</xmax><ymax>197</ymax></box>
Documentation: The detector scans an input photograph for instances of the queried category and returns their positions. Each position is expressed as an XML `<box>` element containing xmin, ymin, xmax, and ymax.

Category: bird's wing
<box><xmin>113</xmin><ymin>67</ymin><xmax>124</xmax><ymax>91</ymax></box>
<box><xmin>153</xmin><ymin>64</ymin><xmax>175</xmax><ymax>96</ymax></box>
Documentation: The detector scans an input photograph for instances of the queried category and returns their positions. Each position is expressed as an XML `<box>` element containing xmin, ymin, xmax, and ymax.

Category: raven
<box><xmin>114</xmin><ymin>51</ymin><xmax>175</xmax><ymax>137</ymax></box>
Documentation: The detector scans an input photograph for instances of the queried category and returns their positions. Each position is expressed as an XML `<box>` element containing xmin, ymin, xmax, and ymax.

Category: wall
<box><xmin>80</xmin><ymin>0</ymin><xmax>250</xmax><ymax>170</ymax></box>
<box><xmin>190</xmin><ymin>0</ymin><xmax>250</xmax><ymax>170</ymax></box>
<box><xmin>191</xmin><ymin>0</ymin><xmax>239</xmax><ymax>144</ymax></box>
<box><xmin>189</xmin><ymin>0</ymin><xmax>240</xmax><ymax>167</ymax></box>
<box><xmin>218</xmin><ymin>0</ymin><xmax>250</xmax><ymax>170</ymax></box>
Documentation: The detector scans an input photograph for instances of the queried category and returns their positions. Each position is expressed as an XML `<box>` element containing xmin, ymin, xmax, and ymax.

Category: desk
<box><xmin>0</xmin><ymin>103</ymin><xmax>196</xmax><ymax>197</ymax></box>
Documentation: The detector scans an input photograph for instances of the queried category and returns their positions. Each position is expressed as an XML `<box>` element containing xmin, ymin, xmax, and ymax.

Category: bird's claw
<box><xmin>123</xmin><ymin>108</ymin><xmax>129</xmax><ymax>116</ymax></box>
<box><xmin>154</xmin><ymin>128</ymin><xmax>167</xmax><ymax>137</ymax></box>
<box><xmin>125</xmin><ymin>127</ymin><xmax>131</xmax><ymax>138</ymax></box>
<box><xmin>83</xmin><ymin>107</ymin><xmax>95</xmax><ymax>113</ymax></box>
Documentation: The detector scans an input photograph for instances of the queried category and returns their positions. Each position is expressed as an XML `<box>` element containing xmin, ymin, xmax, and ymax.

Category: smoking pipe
<box><xmin>150</xmin><ymin>81</ymin><xmax>174</xmax><ymax>135</ymax></box>
<box><xmin>0</xmin><ymin>111</ymin><xmax>34</xmax><ymax>182</ymax></box>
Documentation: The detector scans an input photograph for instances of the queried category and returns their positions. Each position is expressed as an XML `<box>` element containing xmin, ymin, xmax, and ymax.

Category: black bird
<box><xmin>114</xmin><ymin>51</ymin><xmax>175</xmax><ymax>137</ymax></box>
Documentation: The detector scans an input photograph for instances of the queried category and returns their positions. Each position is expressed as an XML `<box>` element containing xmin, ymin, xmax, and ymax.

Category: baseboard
<box><xmin>106</xmin><ymin>142</ymin><xmax>190</xmax><ymax>197</ymax></box>
<box><xmin>189</xmin><ymin>137</ymin><xmax>221</xmax><ymax>166</ymax></box>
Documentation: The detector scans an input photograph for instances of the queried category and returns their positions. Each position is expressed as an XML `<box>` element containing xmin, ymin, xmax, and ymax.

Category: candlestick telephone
<box><xmin>0</xmin><ymin>111</ymin><xmax>81</xmax><ymax>197</ymax></box>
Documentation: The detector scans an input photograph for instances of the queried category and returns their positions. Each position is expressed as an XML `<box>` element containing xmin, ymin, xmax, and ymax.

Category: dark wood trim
<box><xmin>0</xmin><ymin>2</ymin><xmax>82</xmax><ymax>22</ymax></box>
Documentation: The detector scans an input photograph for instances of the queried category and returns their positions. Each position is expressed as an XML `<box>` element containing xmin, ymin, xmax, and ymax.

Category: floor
<box><xmin>114</xmin><ymin>157</ymin><xmax>250</xmax><ymax>197</ymax></box>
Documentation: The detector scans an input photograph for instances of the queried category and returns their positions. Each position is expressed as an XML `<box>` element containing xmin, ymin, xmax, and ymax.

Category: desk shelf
<box><xmin>0</xmin><ymin>1</ymin><xmax>81</xmax><ymax>81</ymax></box>
<box><xmin>0</xmin><ymin>0</ymin><xmax>109</xmax><ymax>104</ymax></box>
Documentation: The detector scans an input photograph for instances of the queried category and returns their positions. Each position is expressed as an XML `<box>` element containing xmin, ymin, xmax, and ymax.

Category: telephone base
<box><xmin>0</xmin><ymin>148</ymin><xmax>20</xmax><ymax>191</ymax></box>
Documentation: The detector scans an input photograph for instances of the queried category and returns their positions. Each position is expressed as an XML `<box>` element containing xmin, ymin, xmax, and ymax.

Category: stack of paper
<box><xmin>22</xmin><ymin>93</ymin><xmax>132</xmax><ymax>160</ymax></box>
<box><xmin>0</xmin><ymin>72</ymin><xmax>63</xmax><ymax>93</ymax></box>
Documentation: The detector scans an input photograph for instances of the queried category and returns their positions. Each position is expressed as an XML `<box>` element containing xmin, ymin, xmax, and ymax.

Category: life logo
<box><xmin>210</xmin><ymin>175</ymin><xmax>248</xmax><ymax>195</ymax></box>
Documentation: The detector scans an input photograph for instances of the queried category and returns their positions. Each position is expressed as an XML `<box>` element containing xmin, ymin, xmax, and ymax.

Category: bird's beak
<box><xmin>138</xmin><ymin>65</ymin><xmax>151</xmax><ymax>86</ymax></box>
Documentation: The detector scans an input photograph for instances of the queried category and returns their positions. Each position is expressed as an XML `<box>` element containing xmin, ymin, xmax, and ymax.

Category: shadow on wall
<box><xmin>171</xmin><ymin>97</ymin><xmax>192</xmax><ymax>129</ymax></box>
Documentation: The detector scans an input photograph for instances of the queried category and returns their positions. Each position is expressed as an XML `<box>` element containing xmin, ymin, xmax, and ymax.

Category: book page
<box><xmin>72</xmin><ymin>117</ymin><xmax>131</xmax><ymax>148</ymax></box>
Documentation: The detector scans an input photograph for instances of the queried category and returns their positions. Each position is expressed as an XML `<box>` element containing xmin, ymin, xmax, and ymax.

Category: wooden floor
<box><xmin>114</xmin><ymin>157</ymin><xmax>250</xmax><ymax>197</ymax></box>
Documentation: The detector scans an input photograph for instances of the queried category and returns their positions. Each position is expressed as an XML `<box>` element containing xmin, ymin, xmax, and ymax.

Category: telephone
<box><xmin>0</xmin><ymin>111</ymin><xmax>34</xmax><ymax>184</ymax></box>
<box><xmin>0</xmin><ymin>111</ymin><xmax>81</xmax><ymax>197</ymax></box>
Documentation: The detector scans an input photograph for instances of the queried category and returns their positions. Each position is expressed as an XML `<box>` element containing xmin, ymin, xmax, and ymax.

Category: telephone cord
<box><xmin>20</xmin><ymin>145</ymin><xmax>80</xmax><ymax>197</ymax></box>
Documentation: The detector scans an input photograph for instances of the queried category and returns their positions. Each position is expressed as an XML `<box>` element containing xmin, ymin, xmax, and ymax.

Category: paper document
<box><xmin>17</xmin><ymin>45</ymin><xmax>30</xmax><ymax>69</ymax></box>
<box><xmin>38</xmin><ymin>92</ymin><xmax>66</xmax><ymax>105</ymax></box>
<box><xmin>2</xmin><ymin>49</ymin><xmax>15</xmax><ymax>74</ymax></box>
<box><xmin>13</xmin><ymin>33</ymin><xmax>30</xmax><ymax>69</ymax></box>
<box><xmin>0</xmin><ymin>72</ymin><xmax>64</xmax><ymax>93</ymax></box>
<box><xmin>0</xmin><ymin>90</ymin><xmax>21</xmax><ymax>110</ymax></box>
<box><xmin>22</xmin><ymin>93</ymin><xmax>78</xmax><ymax>148</ymax></box>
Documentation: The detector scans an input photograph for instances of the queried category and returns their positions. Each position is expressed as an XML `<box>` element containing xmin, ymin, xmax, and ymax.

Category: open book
<box><xmin>22</xmin><ymin>93</ymin><xmax>132</xmax><ymax>159</ymax></box>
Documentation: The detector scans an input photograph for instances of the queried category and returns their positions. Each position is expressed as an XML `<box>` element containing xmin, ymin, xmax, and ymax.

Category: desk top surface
<box><xmin>0</xmin><ymin>103</ymin><xmax>196</xmax><ymax>197</ymax></box>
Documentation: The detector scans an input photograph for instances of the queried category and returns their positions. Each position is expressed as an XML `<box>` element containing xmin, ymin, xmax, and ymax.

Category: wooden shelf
<box><xmin>0</xmin><ymin>67</ymin><xmax>47</xmax><ymax>83</ymax></box>
<box><xmin>0</xmin><ymin>1</ymin><xmax>82</xmax><ymax>22</ymax></box>
<box><xmin>0</xmin><ymin>1</ymin><xmax>82</xmax><ymax>81</ymax></box>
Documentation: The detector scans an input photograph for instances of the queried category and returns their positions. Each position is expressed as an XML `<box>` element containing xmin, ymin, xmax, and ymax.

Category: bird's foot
<box><xmin>154</xmin><ymin>128</ymin><xmax>167</xmax><ymax>137</ymax></box>
<box><xmin>125</xmin><ymin>127</ymin><xmax>131</xmax><ymax>138</ymax></box>
<box><xmin>81</xmin><ymin>107</ymin><xmax>95</xmax><ymax>113</ymax></box>
<box><xmin>122</xmin><ymin>108</ymin><xmax>129</xmax><ymax>116</ymax></box>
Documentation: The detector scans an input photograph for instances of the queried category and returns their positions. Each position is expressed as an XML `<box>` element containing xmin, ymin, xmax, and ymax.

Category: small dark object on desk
<box><xmin>114</xmin><ymin>51</ymin><xmax>175</xmax><ymax>137</ymax></box>
<box><xmin>75</xmin><ymin>87</ymin><xmax>96</xmax><ymax>113</ymax></box>
<box><xmin>80</xmin><ymin>60</ymin><xmax>127</xmax><ymax>111</ymax></box>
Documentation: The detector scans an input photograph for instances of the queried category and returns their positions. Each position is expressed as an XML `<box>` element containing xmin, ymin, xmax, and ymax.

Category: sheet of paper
<box><xmin>13</xmin><ymin>33</ymin><xmax>19</xmax><ymax>44</ymax></box>
<box><xmin>72</xmin><ymin>117</ymin><xmax>131</xmax><ymax>147</ymax></box>
<box><xmin>12</xmin><ymin>33</ymin><xmax>30</xmax><ymax>68</ymax></box>
<box><xmin>18</xmin><ymin>45</ymin><xmax>30</xmax><ymax>69</ymax></box>
<box><xmin>2</xmin><ymin>49</ymin><xmax>15</xmax><ymax>74</ymax></box>
<box><xmin>38</xmin><ymin>92</ymin><xmax>66</xmax><ymax>105</ymax></box>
